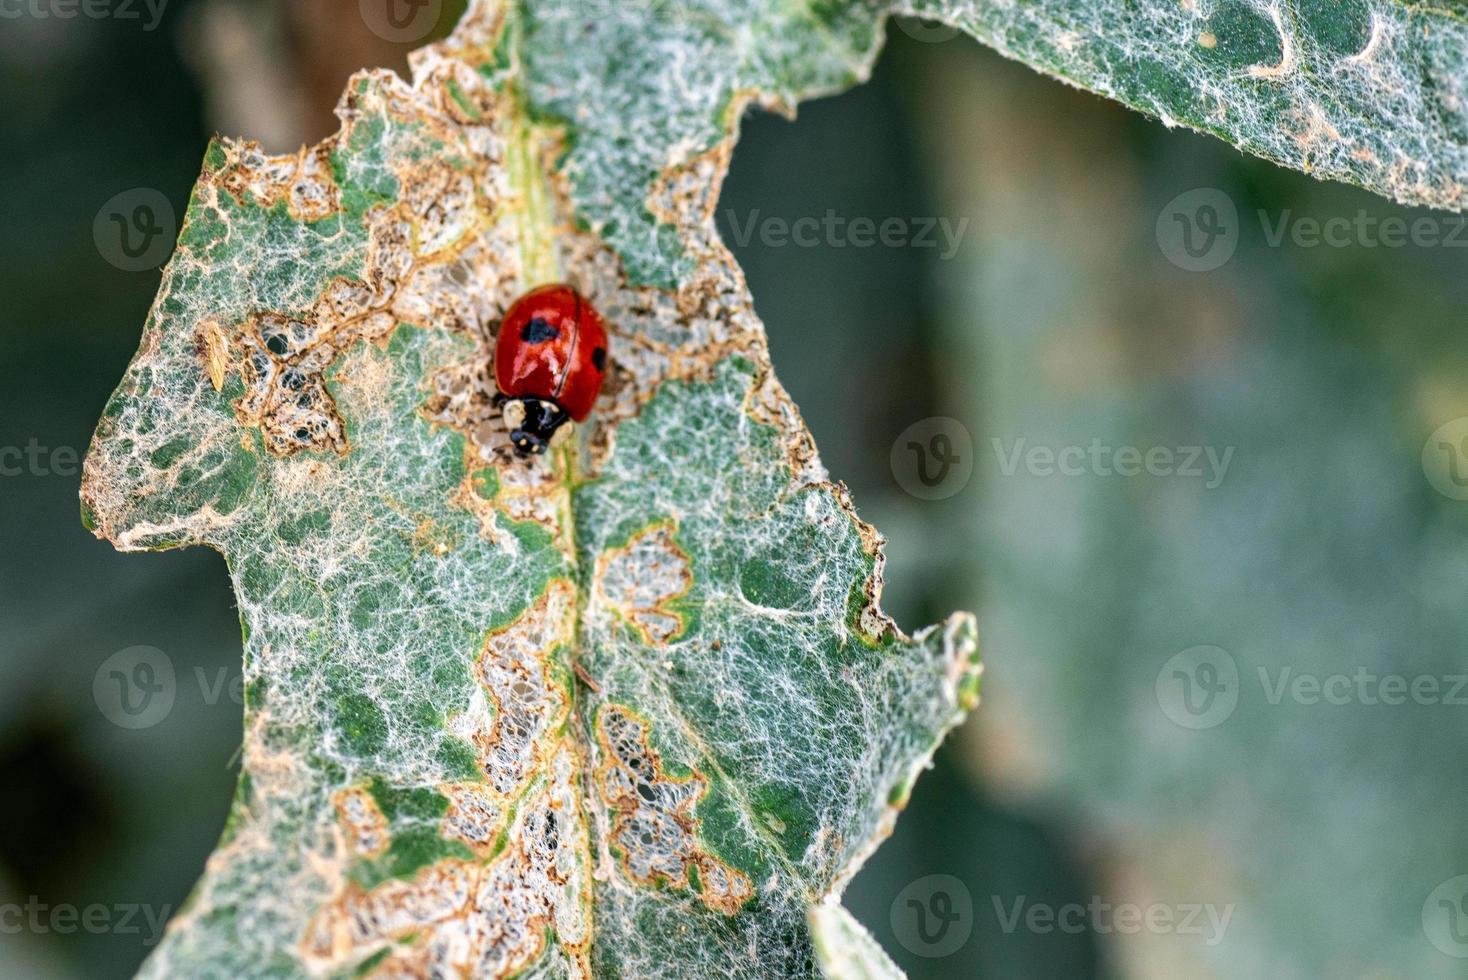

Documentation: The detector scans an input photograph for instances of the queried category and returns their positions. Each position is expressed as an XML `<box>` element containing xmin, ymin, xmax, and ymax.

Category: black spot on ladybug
<box><xmin>521</xmin><ymin>317</ymin><xmax>561</xmax><ymax>343</ymax></box>
<box><xmin>591</xmin><ymin>346</ymin><xmax>607</xmax><ymax>372</ymax></box>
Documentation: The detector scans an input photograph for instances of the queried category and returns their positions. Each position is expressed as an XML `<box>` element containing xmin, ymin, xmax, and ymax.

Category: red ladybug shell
<box><xmin>494</xmin><ymin>284</ymin><xmax>608</xmax><ymax>421</ymax></box>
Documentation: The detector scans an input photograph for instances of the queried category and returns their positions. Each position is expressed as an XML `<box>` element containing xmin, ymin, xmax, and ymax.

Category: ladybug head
<box><xmin>502</xmin><ymin>397</ymin><xmax>571</xmax><ymax>457</ymax></box>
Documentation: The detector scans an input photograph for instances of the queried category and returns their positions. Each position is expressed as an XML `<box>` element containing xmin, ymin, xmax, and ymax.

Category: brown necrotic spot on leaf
<box><xmin>224</xmin><ymin>177</ymin><xmax>492</xmax><ymax>458</ymax></box>
<box><xmin>334</xmin><ymin>786</ymin><xmax>391</xmax><ymax>859</ymax></box>
<box><xmin>235</xmin><ymin>310</ymin><xmax>352</xmax><ymax>456</ymax></box>
<box><xmin>468</xmin><ymin>580</ymin><xmax>575</xmax><ymax>798</ymax></box>
<box><xmin>593</xmin><ymin>522</ymin><xmax>691</xmax><ymax>646</ymax></box>
<box><xmin>438</xmin><ymin>783</ymin><xmax>502</xmax><ymax>856</ymax></box>
<box><xmin>423</xmin><ymin>336</ymin><xmax>575</xmax><ymax>538</ymax></box>
<box><xmin>217</xmin><ymin>71</ymin><xmax>522</xmax><ymax>458</ymax></box>
<box><xmin>594</xmin><ymin>706</ymin><xmax>753</xmax><ymax>915</ymax></box>
<box><xmin>215</xmin><ymin>141</ymin><xmax>342</xmax><ymax>223</ymax></box>
<box><xmin>303</xmin><ymin>859</ymin><xmax>475</xmax><ymax>970</ymax></box>
<box><xmin>309</xmin><ymin>580</ymin><xmax>591</xmax><ymax>975</ymax></box>
<box><xmin>462</xmin><ymin>745</ymin><xmax>592</xmax><ymax>977</ymax></box>
<box><xmin>306</xmin><ymin>745</ymin><xmax>591</xmax><ymax>979</ymax></box>
<box><xmin>744</xmin><ymin>366</ymin><xmax>823</xmax><ymax>483</ymax></box>
<box><xmin>826</xmin><ymin>483</ymin><xmax>898</xmax><ymax>644</ymax></box>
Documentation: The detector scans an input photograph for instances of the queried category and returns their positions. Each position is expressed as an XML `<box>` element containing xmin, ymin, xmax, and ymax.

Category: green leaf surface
<box><xmin>82</xmin><ymin>3</ymin><xmax>977</xmax><ymax>976</ymax></box>
<box><xmin>899</xmin><ymin>0</ymin><xmax>1468</xmax><ymax>212</ymax></box>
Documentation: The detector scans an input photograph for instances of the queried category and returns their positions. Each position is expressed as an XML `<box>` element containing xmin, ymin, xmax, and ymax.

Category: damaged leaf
<box><xmin>84</xmin><ymin>2</ymin><xmax>976</xmax><ymax>976</ymax></box>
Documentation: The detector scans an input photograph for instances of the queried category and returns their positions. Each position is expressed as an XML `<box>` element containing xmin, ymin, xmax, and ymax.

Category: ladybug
<box><xmin>494</xmin><ymin>283</ymin><xmax>609</xmax><ymax>456</ymax></box>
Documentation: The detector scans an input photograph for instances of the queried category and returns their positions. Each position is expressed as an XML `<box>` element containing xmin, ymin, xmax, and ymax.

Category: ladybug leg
<box><xmin>504</xmin><ymin>398</ymin><xmax>571</xmax><ymax>457</ymax></box>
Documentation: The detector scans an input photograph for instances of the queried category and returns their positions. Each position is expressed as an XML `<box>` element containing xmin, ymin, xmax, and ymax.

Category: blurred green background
<box><xmin>5</xmin><ymin>2</ymin><xmax>1468</xmax><ymax>977</ymax></box>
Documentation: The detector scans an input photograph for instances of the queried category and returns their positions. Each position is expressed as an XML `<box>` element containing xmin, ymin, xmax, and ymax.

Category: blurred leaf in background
<box><xmin>1</xmin><ymin>4</ymin><xmax>224</xmax><ymax>977</ymax></box>
<box><xmin>827</xmin><ymin>28</ymin><xmax>1468</xmax><ymax>980</ymax></box>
